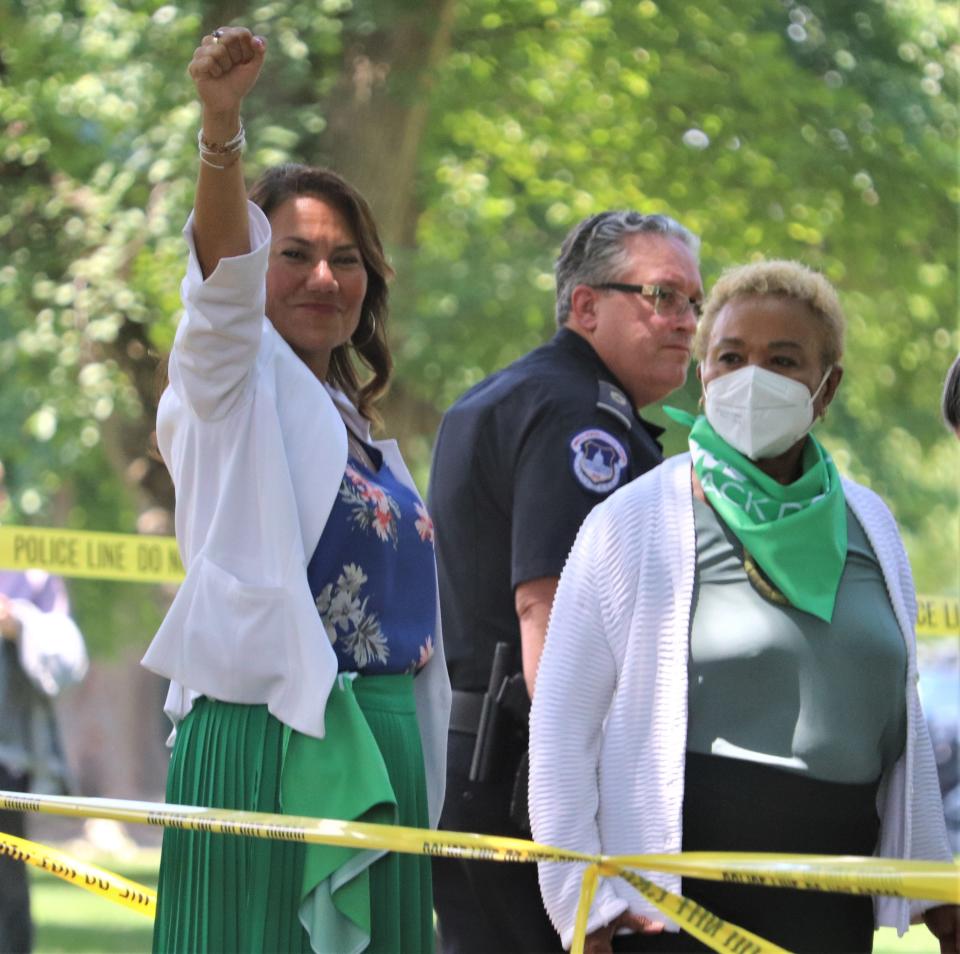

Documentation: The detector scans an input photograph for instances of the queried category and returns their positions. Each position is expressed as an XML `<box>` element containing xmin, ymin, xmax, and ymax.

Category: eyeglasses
<box><xmin>592</xmin><ymin>282</ymin><xmax>703</xmax><ymax>319</ymax></box>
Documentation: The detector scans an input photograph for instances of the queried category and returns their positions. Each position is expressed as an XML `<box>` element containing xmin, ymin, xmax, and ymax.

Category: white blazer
<box><xmin>530</xmin><ymin>453</ymin><xmax>951</xmax><ymax>947</ymax></box>
<box><xmin>142</xmin><ymin>203</ymin><xmax>451</xmax><ymax>825</ymax></box>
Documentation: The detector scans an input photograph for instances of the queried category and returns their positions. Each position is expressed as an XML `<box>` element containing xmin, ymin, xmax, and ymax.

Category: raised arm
<box><xmin>167</xmin><ymin>27</ymin><xmax>272</xmax><ymax>420</ymax></box>
<box><xmin>187</xmin><ymin>26</ymin><xmax>266</xmax><ymax>277</ymax></box>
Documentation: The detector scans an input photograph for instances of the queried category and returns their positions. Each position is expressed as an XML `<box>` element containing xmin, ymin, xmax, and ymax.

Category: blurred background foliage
<box><xmin>0</xmin><ymin>0</ymin><xmax>957</xmax><ymax>653</ymax></box>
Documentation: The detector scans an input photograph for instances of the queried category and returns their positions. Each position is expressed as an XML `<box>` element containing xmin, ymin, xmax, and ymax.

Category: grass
<box><xmin>874</xmin><ymin>925</ymin><xmax>941</xmax><ymax>954</ymax></box>
<box><xmin>28</xmin><ymin>847</ymin><xmax>945</xmax><ymax>953</ymax></box>
<box><xmin>30</xmin><ymin>849</ymin><xmax>158</xmax><ymax>954</ymax></box>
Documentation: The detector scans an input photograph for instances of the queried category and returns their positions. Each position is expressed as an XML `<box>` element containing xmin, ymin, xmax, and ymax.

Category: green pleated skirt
<box><xmin>153</xmin><ymin>673</ymin><xmax>433</xmax><ymax>954</ymax></box>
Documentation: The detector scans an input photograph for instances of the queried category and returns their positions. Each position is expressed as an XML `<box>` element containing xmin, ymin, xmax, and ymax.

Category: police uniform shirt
<box><xmin>428</xmin><ymin>327</ymin><xmax>665</xmax><ymax>692</ymax></box>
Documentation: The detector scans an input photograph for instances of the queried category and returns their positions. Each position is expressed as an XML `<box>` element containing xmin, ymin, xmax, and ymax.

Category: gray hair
<box><xmin>554</xmin><ymin>210</ymin><xmax>700</xmax><ymax>326</ymax></box>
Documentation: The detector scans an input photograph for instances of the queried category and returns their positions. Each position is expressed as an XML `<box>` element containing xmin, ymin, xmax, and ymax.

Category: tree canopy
<box><xmin>0</xmin><ymin>0</ymin><xmax>956</xmax><ymax>650</ymax></box>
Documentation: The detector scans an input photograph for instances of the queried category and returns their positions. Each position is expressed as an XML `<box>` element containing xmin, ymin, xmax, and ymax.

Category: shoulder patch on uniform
<box><xmin>596</xmin><ymin>381</ymin><xmax>633</xmax><ymax>430</ymax></box>
<box><xmin>569</xmin><ymin>428</ymin><xmax>628</xmax><ymax>494</ymax></box>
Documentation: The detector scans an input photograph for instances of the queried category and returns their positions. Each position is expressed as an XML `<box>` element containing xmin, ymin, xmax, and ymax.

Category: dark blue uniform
<box><xmin>429</xmin><ymin>328</ymin><xmax>664</xmax><ymax>953</ymax></box>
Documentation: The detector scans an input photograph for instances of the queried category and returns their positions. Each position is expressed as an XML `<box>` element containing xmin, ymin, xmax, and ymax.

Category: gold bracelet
<box><xmin>198</xmin><ymin>121</ymin><xmax>245</xmax><ymax>154</ymax></box>
<box><xmin>197</xmin><ymin>120</ymin><xmax>245</xmax><ymax>169</ymax></box>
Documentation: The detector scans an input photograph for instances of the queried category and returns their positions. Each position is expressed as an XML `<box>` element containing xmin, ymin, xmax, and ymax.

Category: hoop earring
<box><xmin>353</xmin><ymin>312</ymin><xmax>376</xmax><ymax>349</ymax></box>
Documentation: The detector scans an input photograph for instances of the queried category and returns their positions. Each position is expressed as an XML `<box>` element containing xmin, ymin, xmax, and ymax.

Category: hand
<box><xmin>188</xmin><ymin>26</ymin><xmax>266</xmax><ymax>117</ymax></box>
<box><xmin>584</xmin><ymin>911</ymin><xmax>665</xmax><ymax>954</ymax></box>
<box><xmin>0</xmin><ymin>595</ymin><xmax>21</xmax><ymax>641</ymax></box>
<box><xmin>924</xmin><ymin>905</ymin><xmax>960</xmax><ymax>954</ymax></box>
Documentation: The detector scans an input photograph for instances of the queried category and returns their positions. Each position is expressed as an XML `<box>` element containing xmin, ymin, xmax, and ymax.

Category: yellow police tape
<box><xmin>1</xmin><ymin>791</ymin><xmax>957</xmax><ymax>954</ymax></box>
<box><xmin>0</xmin><ymin>524</ymin><xmax>183</xmax><ymax>584</ymax></box>
<box><xmin>2</xmin><ymin>523</ymin><xmax>957</xmax><ymax>636</ymax></box>
<box><xmin>0</xmin><ymin>830</ymin><xmax>156</xmax><ymax>918</ymax></box>
<box><xmin>575</xmin><ymin>862</ymin><xmax>792</xmax><ymax>954</ymax></box>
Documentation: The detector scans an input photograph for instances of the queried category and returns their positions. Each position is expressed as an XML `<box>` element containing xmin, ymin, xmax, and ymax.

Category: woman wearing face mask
<box><xmin>529</xmin><ymin>260</ymin><xmax>957</xmax><ymax>953</ymax></box>
<box><xmin>141</xmin><ymin>27</ymin><xmax>450</xmax><ymax>954</ymax></box>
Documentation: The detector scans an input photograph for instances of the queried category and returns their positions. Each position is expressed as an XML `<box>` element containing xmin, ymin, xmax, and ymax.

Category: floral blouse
<box><xmin>307</xmin><ymin>445</ymin><xmax>437</xmax><ymax>674</ymax></box>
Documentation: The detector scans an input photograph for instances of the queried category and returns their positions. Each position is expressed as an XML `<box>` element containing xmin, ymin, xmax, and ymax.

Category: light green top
<box><xmin>686</xmin><ymin>496</ymin><xmax>907</xmax><ymax>784</ymax></box>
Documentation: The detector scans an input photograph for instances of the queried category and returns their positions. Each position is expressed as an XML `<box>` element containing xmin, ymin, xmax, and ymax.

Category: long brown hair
<box><xmin>249</xmin><ymin>164</ymin><xmax>394</xmax><ymax>425</ymax></box>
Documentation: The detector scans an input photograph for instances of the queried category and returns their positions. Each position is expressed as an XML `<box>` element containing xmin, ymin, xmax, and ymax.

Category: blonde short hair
<box><xmin>695</xmin><ymin>260</ymin><xmax>845</xmax><ymax>368</ymax></box>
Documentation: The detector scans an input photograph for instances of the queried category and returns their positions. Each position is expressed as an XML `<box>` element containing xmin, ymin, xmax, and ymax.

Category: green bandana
<box><xmin>664</xmin><ymin>407</ymin><xmax>847</xmax><ymax>622</ymax></box>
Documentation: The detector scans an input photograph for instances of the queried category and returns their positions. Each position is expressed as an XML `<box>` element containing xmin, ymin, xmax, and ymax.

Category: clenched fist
<box><xmin>188</xmin><ymin>26</ymin><xmax>266</xmax><ymax>116</ymax></box>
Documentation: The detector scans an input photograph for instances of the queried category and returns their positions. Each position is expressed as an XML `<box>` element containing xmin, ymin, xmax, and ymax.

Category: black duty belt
<box><xmin>449</xmin><ymin>689</ymin><xmax>484</xmax><ymax>735</ymax></box>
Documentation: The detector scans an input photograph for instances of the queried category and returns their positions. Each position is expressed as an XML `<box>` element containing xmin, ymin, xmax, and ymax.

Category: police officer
<box><xmin>429</xmin><ymin>210</ymin><xmax>703</xmax><ymax>953</ymax></box>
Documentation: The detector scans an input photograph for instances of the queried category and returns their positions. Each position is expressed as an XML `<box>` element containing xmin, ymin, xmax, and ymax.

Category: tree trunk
<box><xmin>321</xmin><ymin>0</ymin><xmax>458</xmax><ymax>248</ymax></box>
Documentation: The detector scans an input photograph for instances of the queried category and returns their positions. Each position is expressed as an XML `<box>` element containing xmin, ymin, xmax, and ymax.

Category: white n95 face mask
<box><xmin>703</xmin><ymin>364</ymin><xmax>832</xmax><ymax>460</ymax></box>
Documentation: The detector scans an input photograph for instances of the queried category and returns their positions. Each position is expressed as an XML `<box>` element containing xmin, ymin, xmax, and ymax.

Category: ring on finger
<box><xmin>212</xmin><ymin>28</ymin><xmax>223</xmax><ymax>44</ymax></box>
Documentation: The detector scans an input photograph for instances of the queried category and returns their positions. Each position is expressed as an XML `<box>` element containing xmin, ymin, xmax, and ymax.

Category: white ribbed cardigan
<box><xmin>529</xmin><ymin>453</ymin><xmax>951</xmax><ymax>948</ymax></box>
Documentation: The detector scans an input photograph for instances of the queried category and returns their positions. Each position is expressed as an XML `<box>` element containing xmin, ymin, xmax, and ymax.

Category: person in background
<box><xmin>942</xmin><ymin>353</ymin><xmax>960</xmax><ymax>438</ymax></box>
<box><xmin>141</xmin><ymin>27</ymin><xmax>450</xmax><ymax>954</ymax></box>
<box><xmin>429</xmin><ymin>210</ymin><xmax>702</xmax><ymax>953</ymax></box>
<box><xmin>530</xmin><ymin>260</ymin><xmax>958</xmax><ymax>953</ymax></box>
<box><xmin>0</xmin><ymin>550</ymin><xmax>88</xmax><ymax>953</ymax></box>
<box><xmin>925</xmin><ymin>351</ymin><xmax>960</xmax><ymax>853</ymax></box>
